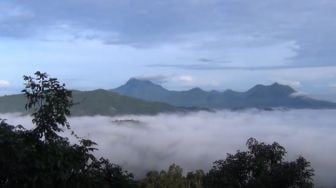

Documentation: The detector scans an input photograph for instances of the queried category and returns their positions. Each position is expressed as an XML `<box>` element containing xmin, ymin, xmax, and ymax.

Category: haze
<box><xmin>2</xmin><ymin>109</ymin><xmax>336</xmax><ymax>187</ymax></box>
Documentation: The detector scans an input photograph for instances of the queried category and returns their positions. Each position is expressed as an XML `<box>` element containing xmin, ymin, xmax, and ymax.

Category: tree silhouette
<box><xmin>0</xmin><ymin>72</ymin><xmax>134</xmax><ymax>188</ymax></box>
<box><xmin>204</xmin><ymin>138</ymin><xmax>314</xmax><ymax>188</ymax></box>
<box><xmin>22</xmin><ymin>71</ymin><xmax>73</xmax><ymax>141</ymax></box>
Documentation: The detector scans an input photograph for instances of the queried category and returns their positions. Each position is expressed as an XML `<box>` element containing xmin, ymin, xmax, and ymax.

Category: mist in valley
<box><xmin>1</xmin><ymin>109</ymin><xmax>336</xmax><ymax>187</ymax></box>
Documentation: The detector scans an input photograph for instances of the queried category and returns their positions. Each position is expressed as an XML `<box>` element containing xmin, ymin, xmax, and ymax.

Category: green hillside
<box><xmin>0</xmin><ymin>94</ymin><xmax>28</xmax><ymax>114</ymax></box>
<box><xmin>0</xmin><ymin>89</ymin><xmax>179</xmax><ymax>116</ymax></box>
<box><xmin>71</xmin><ymin>89</ymin><xmax>178</xmax><ymax>116</ymax></box>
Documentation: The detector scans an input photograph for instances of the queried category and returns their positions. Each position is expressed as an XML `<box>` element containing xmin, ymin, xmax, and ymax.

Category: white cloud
<box><xmin>175</xmin><ymin>75</ymin><xmax>193</xmax><ymax>82</ymax></box>
<box><xmin>0</xmin><ymin>80</ymin><xmax>10</xmax><ymax>87</ymax></box>
<box><xmin>133</xmin><ymin>75</ymin><xmax>168</xmax><ymax>84</ymax></box>
<box><xmin>290</xmin><ymin>91</ymin><xmax>308</xmax><ymax>98</ymax></box>
<box><xmin>1</xmin><ymin>110</ymin><xmax>336</xmax><ymax>187</ymax></box>
<box><xmin>279</xmin><ymin>80</ymin><xmax>301</xmax><ymax>88</ymax></box>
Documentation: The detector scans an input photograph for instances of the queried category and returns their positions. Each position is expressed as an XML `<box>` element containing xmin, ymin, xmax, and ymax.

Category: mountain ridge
<box><xmin>0</xmin><ymin>89</ymin><xmax>192</xmax><ymax>116</ymax></box>
<box><xmin>1</xmin><ymin>79</ymin><xmax>335</xmax><ymax>117</ymax></box>
<box><xmin>113</xmin><ymin>78</ymin><xmax>336</xmax><ymax>109</ymax></box>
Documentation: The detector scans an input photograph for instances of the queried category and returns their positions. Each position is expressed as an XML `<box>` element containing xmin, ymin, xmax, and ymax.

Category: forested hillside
<box><xmin>0</xmin><ymin>90</ymin><xmax>180</xmax><ymax>116</ymax></box>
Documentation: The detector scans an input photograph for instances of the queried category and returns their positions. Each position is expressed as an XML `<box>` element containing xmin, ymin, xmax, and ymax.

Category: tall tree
<box><xmin>22</xmin><ymin>71</ymin><xmax>73</xmax><ymax>141</ymax></box>
<box><xmin>0</xmin><ymin>72</ymin><xmax>134</xmax><ymax>188</ymax></box>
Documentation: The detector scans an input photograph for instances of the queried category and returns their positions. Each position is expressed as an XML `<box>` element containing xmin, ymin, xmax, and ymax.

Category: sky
<box><xmin>0</xmin><ymin>0</ymin><xmax>336</xmax><ymax>100</ymax></box>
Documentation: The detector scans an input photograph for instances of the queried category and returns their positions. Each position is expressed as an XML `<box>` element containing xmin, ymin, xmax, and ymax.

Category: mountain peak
<box><xmin>126</xmin><ymin>78</ymin><xmax>155</xmax><ymax>85</ymax></box>
<box><xmin>189</xmin><ymin>87</ymin><xmax>204</xmax><ymax>92</ymax></box>
<box><xmin>270</xmin><ymin>82</ymin><xmax>289</xmax><ymax>88</ymax></box>
<box><xmin>246</xmin><ymin>83</ymin><xmax>296</xmax><ymax>97</ymax></box>
<box><xmin>113</xmin><ymin>78</ymin><xmax>168</xmax><ymax>101</ymax></box>
<box><xmin>122</xmin><ymin>78</ymin><xmax>167</xmax><ymax>89</ymax></box>
<box><xmin>270</xmin><ymin>82</ymin><xmax>295</xmax><ymax>92</ymax></box>
<box><xmin>271</xmin><ymin>82</ymin><xmax>281</xmax><ymax>86</ymax></box>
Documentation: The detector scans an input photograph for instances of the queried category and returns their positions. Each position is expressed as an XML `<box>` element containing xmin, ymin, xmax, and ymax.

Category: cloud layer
<box><xmin>1</xmin><ymin>0</ymin><xmax>336</xmax><ymax>66</ymax></box>
<box><xmin>1</xmin><ymin>110</ymin><xmax>336</xmax><ymax>187</ymax></box>
<box><xmin>0</xmin><ymin>80</ymin><xmax>10</xmax><ymax>87</ymax></box>
<box><xmin>1</xmin><ymin>0</ymin><xmax>336</xmax><ymax>99</ymax></box>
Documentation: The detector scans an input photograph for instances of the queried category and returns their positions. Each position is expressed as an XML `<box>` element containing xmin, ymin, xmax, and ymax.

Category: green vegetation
<box><xmin>0</xmin><ymin>91</ymin><xmax>179</xmax><ymax>117</ymax></box>
<box><xmin>138</xmin><ymin>164</ymin><xmax>204</xmax><ymax>188</ymax></box>
<box><xmin>138</xmin><ymin>138</ymin><xmax>314</xmax><ymax>188</ymax></box>
<box><xmin>0</xmin><ymin>72</ymin><xmax>134</xmax><ymax>187</ymax></box>
<box><xmin>0</xmin><ymin>72</ymin><xmax>314</xmax><ymax>187</ymax></box>
<box><xmin>203</xmin><ymin>138</ymin><xmax>314</xmax><ymax>188</ymax></box>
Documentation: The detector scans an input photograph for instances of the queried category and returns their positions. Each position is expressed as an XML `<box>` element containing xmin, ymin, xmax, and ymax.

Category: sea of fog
<box><xmin>1</xmin><ymin>109</ymin><xmax>336</xmax><ymax>187</ymax></box>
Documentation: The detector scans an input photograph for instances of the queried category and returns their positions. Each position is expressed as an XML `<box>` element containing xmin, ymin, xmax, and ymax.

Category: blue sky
<box><xmin>0</xmin><ymin>0</ymin><xmax>336</xmax><ymax>100</ymax></box>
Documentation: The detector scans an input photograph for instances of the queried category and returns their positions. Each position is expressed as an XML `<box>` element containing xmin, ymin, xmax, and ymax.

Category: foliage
<box><xmin>185</xmin><ymin>170</ymin><xmax>205</xmax><ymax>188</ymax></box>
<box><xmin>0</xmin><ymin>72</ymin><xmax>134</xmax><ymax>187</ymax></box>
<box><xmin>138</xmin><ymin>138</ymin><xmax>314</xmax><ymax>188</ymax></box>
<box><xmin>22</xmin><ymin>71</ymin><xmax>73</xmax><ymax>141</ymax></box>
<box><xmin>138</xmin><ymin>164</ymin><xmax>204</xmax><ymax>188</ymax></box>
<box><xmin>203</xmin><ymin>138</ymin><xmax>314</xmax><ymax>188</ymax></box>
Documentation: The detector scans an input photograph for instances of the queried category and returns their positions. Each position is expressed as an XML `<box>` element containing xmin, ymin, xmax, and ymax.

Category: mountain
<box><xmin>0</xmin><ymin>89</ymin><xmax>183</xmax><ymax>116</ymax></box>
<box><xmin>2</xmin><ymin>80</ymin><xmax>334</xmax><ymax>117</ymax></box>
<box><xmin>113</xmin><ymin>78</ymin><xmax>170</xmax><ymax>102</ymax></box>
<box><xmin>113</xmin><ymin>79</ymin><xmax>336</xmax><ymax>109</ymax></box>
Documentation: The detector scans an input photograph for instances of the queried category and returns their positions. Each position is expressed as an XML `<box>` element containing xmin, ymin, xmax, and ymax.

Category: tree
<box><xmin>186</xmin><ymin>170</ymin><xmax>204</xmax><ymax>188</ymax></box>
<box><xmin>0</xmin><ymin>72</ymin><xmax>134</xmax><ymax>188</ymax></box>
<box><xmin>139</xmin><ymin>164</ymin><xmax>205</xmax><ymax>188</ymax></box>
<box><xmin>204</xmin><ymin>138</ymin><xmax>314</xmax><ymax>188</ymax></box>
<box><xmin>139</xmin><ymin>164</ymin><xmax>185</xmax><ymax>188</ymax></box>
<box><xmin>22</xmin><ymin>71</ymin><xmax>73</xmax><ymax>141</ymax></box>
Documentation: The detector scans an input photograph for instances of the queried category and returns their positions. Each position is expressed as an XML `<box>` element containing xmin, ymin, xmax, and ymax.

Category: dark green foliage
<box><xmin>204</xmin><ymin>138</ymin><xmax>314</xmax><ymax>188</ymax></box>
<box><xmin>0</xmin><ymin>72</ymin><xmax>134</xmax><ymax>188</ymax></box>
<box><xmin>22</xmin><ymin>71</ymin><xmax>73</xmax><ymax>141</ymax></box>
<box><xmin>186</xmin><ymin>170</ymin><xmax>205</xmax><ymax>188</ymax></box>
<box><xmin>138</xmin><ymin>164</ymin><xmax>204</xmax><ymax>188</ymax></box>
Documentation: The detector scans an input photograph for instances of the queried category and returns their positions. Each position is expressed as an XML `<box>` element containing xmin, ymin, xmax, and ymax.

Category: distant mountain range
<box><xmin>113</xmin><ymin>78</ymin><xmax>336</xmax><ymax>109</ymax></box>
<box><xmin>1</xmin><ymin>78</ymin><xmax>335</xmax><ymax>117</ymax></box>
<box><xmin>0</xmin><ymin>89</ymin><xmax>188</xmax><ymax>116</ymax></box>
